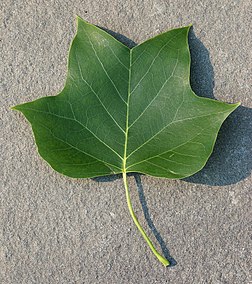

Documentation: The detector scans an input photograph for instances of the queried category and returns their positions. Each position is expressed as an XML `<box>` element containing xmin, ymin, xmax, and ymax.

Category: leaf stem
<box><xmin>122</xmin><ymin>172</ymin><xmax>170</xmax><ymax>266</ymax></box>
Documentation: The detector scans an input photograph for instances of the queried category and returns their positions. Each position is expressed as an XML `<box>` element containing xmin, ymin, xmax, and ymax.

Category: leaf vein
<box><xmin>73</xmin><ymin>59</ymin><xmax>125</xmax><ymax>133</ymax></box>
<box><xmin>145</xmin><ymin>161</ymin><xmax>179</xmax><ymax>175</ymax></box>
<box><xmin>21</xmin><ymin>107</ymin><xmax>123</xmax><ymax>160</ymax></box>
<box><xmin>129</xmin><ymin>51</ymin><xmax>180</xmax><ymax>128</ymax></box>
<box><xmin>82</xmin><ymin>26</ymin><xmax>127</xmax><ymax>104</ymax></box>
<box><xmin>127</xmin><ymin>109</ymin><xmax>230</xmax><ymax>159</ymax></box>
<box><xmin>38</xmin><ymin>122</ymin><xmax>122</xmax><ymax>171</ymax></box>
<box><xmin>130</xmin><ymin>30</ymin><xmax>183</xmax><ymax>94</ymax></box>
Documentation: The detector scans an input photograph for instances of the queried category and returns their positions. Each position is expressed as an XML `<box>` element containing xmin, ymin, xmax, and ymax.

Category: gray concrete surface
<box><xmin>1</xmin><ymin>0</ymin><xmax>251</xmax><ymax>283</ymax></box>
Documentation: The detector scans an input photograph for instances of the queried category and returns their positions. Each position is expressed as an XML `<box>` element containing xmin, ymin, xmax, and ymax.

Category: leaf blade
<box><xmin>13</xmin><ymin>18</ymin><xmax>239</xmax><ymax>179</ymax></box>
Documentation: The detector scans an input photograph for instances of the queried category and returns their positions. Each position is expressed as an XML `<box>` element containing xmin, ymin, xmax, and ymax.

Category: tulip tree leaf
<box><xmin>13</xmin><ymin>17</ymin><xmax>239</xmax><ymax>179</ymax></box>
<box><xmin>12</xmin><ymin>17</ymin><xmax>240</xmax><ymax>266</ymax></box>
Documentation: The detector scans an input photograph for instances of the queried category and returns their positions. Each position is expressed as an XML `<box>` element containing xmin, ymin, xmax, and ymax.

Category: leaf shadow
<box><xmin>93</xmin><ymin>26</ymin><xmax>251</xmax><ymax>266</ymax></box>
<box><xmin>97</xmin><ymin>26</ymin><xmax>251</xmax><ymax>186</ymax></box>
<box><xmin>93</xmin><ymin>172</ymin><xmax>177</xmax><ymax>267</ymax></box>
<box><xmin>94</xmin><ymin>28</ymin><xmax>176</xmax><ymax>265</ymax></box>
<box><xmin>97</xmin><ymin>26</ymin><xmax>137</xmax><ymax>48</ymax></box>
<box><xmin>133</xmin><ymin>173</ymin><xmax>177</xmax><ymax>266</ymax></box>
<box><xmin>185</xmin><ymin>28</ymin><xmax>252</xmax><ymax>186</ymax></box>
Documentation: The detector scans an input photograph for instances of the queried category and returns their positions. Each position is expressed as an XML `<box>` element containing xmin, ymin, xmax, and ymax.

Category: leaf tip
<box><xmin>76</xmin><ymin>15</ymin><xmax>86</xmax><ymax>26</ymax></box>
<box><xmin>184</xmin><ymin>24</ymin><xmax>193</xmax><ymax>35</ymax></box>
<box><xmin>225</xmin><ymin>101</ymin><xmax>241</xmax><ymax>116</ymax></box>
<box><xmin>76</xmin><ymin>14</ymin><xmax>83</xmax><ymax>21</ymax></box>
<box><xmin>10</xmin><ymin>104</ymin><xmax>24</xmax><ymax>112</ymax></box>
<box><xmin>10</xmin><ymin>105</ymin><xmax>18</xmax><ymax>111</ymax></box>
<box><xmin>231</xmin><ymin>101</ymin><xmax>241</xmax><ymax>110</ymax></box>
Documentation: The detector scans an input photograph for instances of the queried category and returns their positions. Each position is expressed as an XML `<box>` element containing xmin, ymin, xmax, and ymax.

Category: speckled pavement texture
<box><xmin>1</xmin><ymin>0</ymin><xmax>251</xmax><ymax>283</ymax></box>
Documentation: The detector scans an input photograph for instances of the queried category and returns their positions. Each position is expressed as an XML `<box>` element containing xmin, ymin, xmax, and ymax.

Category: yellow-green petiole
<box><xmin>122</xmin><ymin>172</ymin><xmax>169</xmax><ymax>266</ymax></box>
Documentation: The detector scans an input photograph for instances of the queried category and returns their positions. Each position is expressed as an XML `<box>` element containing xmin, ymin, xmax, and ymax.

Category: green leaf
<box><xmin>13</xmin><ymin>17</ymin><xmax>239</xmax><ymax>179</ymax></box>
<box><xmin>12</xmin><ymin>17</ymin><xmax>240</xmax><ymax>266</ymax></box>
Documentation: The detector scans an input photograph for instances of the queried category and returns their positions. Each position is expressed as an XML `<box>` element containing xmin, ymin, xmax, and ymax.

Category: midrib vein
<box><xmin>123</xmin><ymin>49</ymin><xmax>132</xmax><ymax>172</ymax></box>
